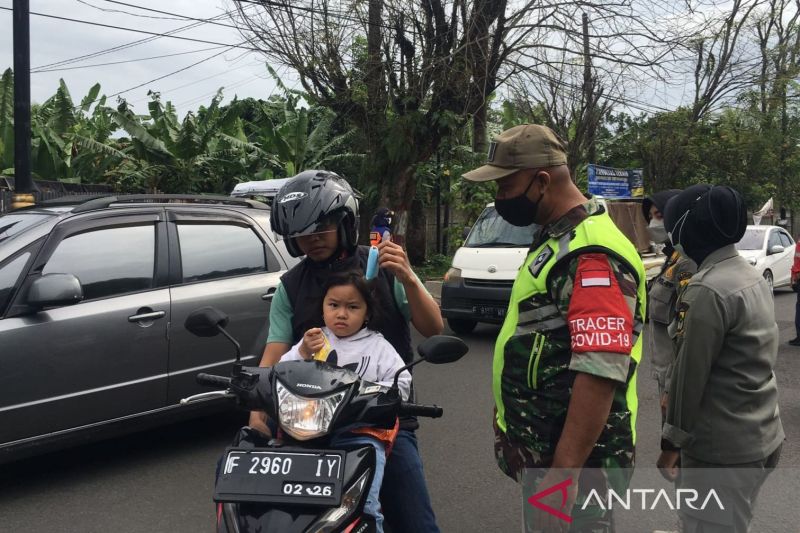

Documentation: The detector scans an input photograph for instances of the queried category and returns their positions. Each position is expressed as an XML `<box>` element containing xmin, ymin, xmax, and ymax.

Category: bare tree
<box><xmin>688</xmin><ymin>0</ymin><xmax>765</xmax><ymax>122</ymax></box>
<box><xmin>230</xmin><ymin>0</ymin><xmax>691</xmax><ymax>256</ymax></box>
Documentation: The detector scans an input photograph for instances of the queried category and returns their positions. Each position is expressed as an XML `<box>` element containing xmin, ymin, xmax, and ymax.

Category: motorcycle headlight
<box><xmin>276</xmin><ymin>381</ymin><xmax>345</xmax><ymax>441</ymax></box>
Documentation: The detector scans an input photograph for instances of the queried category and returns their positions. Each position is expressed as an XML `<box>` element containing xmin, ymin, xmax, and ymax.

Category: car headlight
<box><xmin>444</xmin><ymin>267</ymin><xmax>462</xmax><ymax>284</ymax></box>
<box><xmin>276</xmin><ymin>381</ymin><xmax>345</xmax><ymax>441</ymax></box>
<box><xmin>311</xmin><ymin>469</ymin><xmax>371</xmax><ymax>532</ymax></box>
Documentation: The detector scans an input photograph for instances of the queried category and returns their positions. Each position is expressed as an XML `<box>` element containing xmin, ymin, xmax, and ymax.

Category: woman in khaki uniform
<box><xmin>658</xmin><ymin>184</ymin><xmax>784</xmax><ymax>533</ymax></box>
<box><xmin>642</xmin><ymin>190</ymin><xmax>697</xmax><ymax>419</ymax></box>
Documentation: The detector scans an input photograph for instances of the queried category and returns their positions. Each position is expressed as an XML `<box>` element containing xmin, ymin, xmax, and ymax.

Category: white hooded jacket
<box><xmin>281</xmin><ymin>327</ymin><xmax>412</xmax><ymax>401</ymax></box>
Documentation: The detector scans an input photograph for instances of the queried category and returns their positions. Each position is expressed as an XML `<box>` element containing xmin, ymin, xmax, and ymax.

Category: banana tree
<box><xmin>112</xmin><ymin>91</ymin><xmax>280</xmax><ymax>193</ymax></box>
<box><xmin>0</xmin><ymin>71</ymin><xmax>129</xmax><ymax>183</ymax></box>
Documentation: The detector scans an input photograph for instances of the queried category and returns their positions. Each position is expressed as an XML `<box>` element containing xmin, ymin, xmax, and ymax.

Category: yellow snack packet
<box><xmin>313</xmin><ymin>331</ymin><xmax>333</xmax><ymax>362</ymax></box>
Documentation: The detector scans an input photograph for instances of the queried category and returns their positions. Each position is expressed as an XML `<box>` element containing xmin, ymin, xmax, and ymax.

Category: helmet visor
<box><xmin>273</xmin><ymin>211</ymin><xmax>345</xmax><ymax>242</ymax></box>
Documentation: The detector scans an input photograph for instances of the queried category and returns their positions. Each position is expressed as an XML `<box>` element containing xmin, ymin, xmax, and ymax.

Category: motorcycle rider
<box><xmin>252</xmin><ymin>169</ymin><xmax>444</xmax><ymax>532</ymax></box>
<box><xmin>281</xmin><ymin>270</ymin><xmax>413</xmax><ymax>532</ymax></box>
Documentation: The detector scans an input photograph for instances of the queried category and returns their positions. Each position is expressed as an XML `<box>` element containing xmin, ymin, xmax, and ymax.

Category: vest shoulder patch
<box><xmin>529</xmin><ymin>245</ymin><xmax>554</xmax><ymax>278</ymax></box>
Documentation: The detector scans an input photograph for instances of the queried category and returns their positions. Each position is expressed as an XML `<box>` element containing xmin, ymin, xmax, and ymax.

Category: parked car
<box><xmin>440</xmin><ymin>201</ymin><xmax>665</xmax><ymax>335</ymax></box>
<box><xmin>735</xmin><ymin>224</ymin><xmax>795</xmax><ymax>290</ymax></box>
<box><xmin>0</xmin><ymin>194</ymin><xmax>298</xmax><ymax>463</ymax></box>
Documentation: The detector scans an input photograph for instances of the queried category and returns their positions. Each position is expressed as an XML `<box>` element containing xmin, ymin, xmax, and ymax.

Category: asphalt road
<box><xmin>1</xmin><ymin>290</ymin><xmax>798</xmax><ymax>532</ymax></box>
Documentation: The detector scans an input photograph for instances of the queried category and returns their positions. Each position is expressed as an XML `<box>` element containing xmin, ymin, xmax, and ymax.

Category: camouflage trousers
<box><xmin>495</xmin><ymin>420</ymin><xmax>634</xmax><ymax>533</ymax></box>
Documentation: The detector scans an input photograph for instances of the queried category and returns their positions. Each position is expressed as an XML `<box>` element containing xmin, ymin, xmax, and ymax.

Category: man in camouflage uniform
<box><xmin>464</xmin><ymin>125</ymin><xmax>647</xmax><ymax>532</ymax></box>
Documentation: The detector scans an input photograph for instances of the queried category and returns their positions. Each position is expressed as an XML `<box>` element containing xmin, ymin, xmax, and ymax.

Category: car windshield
<box><xmin>464</xmin><ymin>207</ymin><xmax>538</xmax><ymax>248</ymax></box>
<box><xmin>0</xmin><ymin>213</ymin><xmax>52</xmax><ymax>243</ymax></box>
<box><xmin>735</xmin><ymin>228</ymin><xmax>766</xmax><ymax>250</ymax></box>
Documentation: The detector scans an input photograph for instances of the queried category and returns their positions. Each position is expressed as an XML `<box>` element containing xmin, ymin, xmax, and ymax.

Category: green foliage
<box><xmin>0</xmin><ymin>68</ymin><xmax>363</xmax><ymax>195</ymax></box>
<box><xmin>413</xmin><ymin>253</ymin><xmax>452</xmax><ymax>282</ymax></box>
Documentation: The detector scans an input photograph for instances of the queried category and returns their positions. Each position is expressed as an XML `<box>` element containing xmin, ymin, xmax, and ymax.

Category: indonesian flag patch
<box><xmin>567</xmin><ymin>253</ymin><xmax>634</xmax><ymax>354</ymax></box>
<box><xmin>580</xmin><ymin>273</ymin><xmax>611</xmax><ymax>287</ymax></box>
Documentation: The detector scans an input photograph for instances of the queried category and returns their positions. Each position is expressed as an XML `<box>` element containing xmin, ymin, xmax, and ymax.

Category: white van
<box><xmin>440</xmin><ymin>203</ymin><xmax>535</xmax><ymax>334</ymax></box>
<box><xmin>440</xmin><ymin>201</ymin><xmax>664</xmax><ymax>334</ymax></box>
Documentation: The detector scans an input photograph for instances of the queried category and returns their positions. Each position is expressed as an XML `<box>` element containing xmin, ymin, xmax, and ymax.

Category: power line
<box><xmin>0</xmin><ymin>6</ymin><xmax>261</xmax><ymax>53</ymax></box>
<box><xmin>98</xmin><ymin>0</ymin><xmax>241</xmax><ymax>30</ymax></box>
<box><xmin>106</xmin><ymin>47</ymin><xmax>236</xmax><ymax>100</ymax></box>
<box><xmin>31</xmin><ymin>18</ymin><xmax>217</xmax><ymax>71</ymax></box>
<box><xmin>77</xmin><ymin>0</ymin><xmax>184</xmax><ymax>21</ymax></box>
<box><xmin>129</xmin><ymin>51</ymin><xmax>258</xmax><ymax>103</ymax></box>
<box><xmin>233</xmin><ymin>0</ymin><xmax>420</xmax><ymax>38</ymax></box>
<box><xmin>32</xmin><ymin>45</ymin><xmax>230</xmax><ymax>73</ymax></box>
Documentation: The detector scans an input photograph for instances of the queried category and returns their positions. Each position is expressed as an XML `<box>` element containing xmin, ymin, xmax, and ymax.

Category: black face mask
<box><xmin>495</xmin><ymin>176</ymin><xmax>543</xmax><ymax>227</ymax></box>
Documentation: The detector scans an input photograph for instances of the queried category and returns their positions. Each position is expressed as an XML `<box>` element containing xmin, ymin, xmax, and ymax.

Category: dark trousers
<box><xmin>795</xmin><ymin>290</ymin><xmax>800</xmax><ymax>337</ymax></box>
<box><xmin>380</xmin><ymin>429</ymin><xmax>440</xmax><ymax>533</ymax></box>
<box><xmin>679</xmin><ymin>444</ymin><xmax>782</xmax><ymax>533</ymax></box>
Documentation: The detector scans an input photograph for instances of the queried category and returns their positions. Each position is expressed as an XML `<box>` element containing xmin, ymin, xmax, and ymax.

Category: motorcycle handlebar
<box><xmin>196</xmin><ymin>373</ymin><xmax>232</xmax><ymax>388</ymax></box>
<box><xmin>399</xmin><ymin>402</ymin><xmax>443</xmax><ymax>418</ymax></box>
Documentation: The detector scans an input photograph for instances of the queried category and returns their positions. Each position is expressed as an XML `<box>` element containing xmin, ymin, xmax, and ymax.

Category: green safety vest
<box><xmin>493</xmin><ymin>207</ymin><xmax>647</xmax><ymax>460</ymax></box>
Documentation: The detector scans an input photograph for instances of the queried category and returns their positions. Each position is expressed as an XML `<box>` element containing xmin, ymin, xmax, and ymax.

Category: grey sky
<box><xmin>0</xmin><ymin>0</ymin><xmax>285</xmax><ymax>116</ymax></box>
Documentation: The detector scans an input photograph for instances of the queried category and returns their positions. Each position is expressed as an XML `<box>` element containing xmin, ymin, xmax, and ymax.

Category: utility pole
<box><xmin>582</xmin><ymin>12</ymin><xmax>596</xmax><ymax>166</ymax></box>
<box><xmin>435</xmin><ymin>150</ymin><xmax>442</xmax><ymax>254</ymax></box>
<box><xmin>12</xmin><ymin>0</ymin><xmax>35</xmax><ymax>209</ymax></box>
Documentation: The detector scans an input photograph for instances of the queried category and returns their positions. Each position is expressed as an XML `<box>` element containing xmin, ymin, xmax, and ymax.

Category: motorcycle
<box><xmin>180</xmin><ymin>306</ymin><xmax>468</xmax><ymax>533</ymax></box>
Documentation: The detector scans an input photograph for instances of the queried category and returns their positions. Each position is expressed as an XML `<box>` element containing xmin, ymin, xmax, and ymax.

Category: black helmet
<box><xmin>270</xmin><ymin>170</ymin><xmax>360</xmax><ymax>258</ymax></box>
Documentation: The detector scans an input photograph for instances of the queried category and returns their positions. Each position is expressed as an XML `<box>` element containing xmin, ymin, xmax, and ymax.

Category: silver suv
<box><xmin>0</xmin><ymin>195</ymin><xmax>297</xmax><ymax>462</ymax></box>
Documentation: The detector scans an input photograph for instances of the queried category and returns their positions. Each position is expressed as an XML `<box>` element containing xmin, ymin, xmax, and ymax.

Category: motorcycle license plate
<box><xmin>214</xmin><ymin>448</ymin><xmax>345</xmax><ymax>506</ymax></box>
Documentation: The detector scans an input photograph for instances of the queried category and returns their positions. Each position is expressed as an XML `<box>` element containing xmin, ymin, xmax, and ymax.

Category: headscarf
<box><xmin>664</xmin><ymin>184</ymin><xmax>746</xmax><ymax>265</ymax></box>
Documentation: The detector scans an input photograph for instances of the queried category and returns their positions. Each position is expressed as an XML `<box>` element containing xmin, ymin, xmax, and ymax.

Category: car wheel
<box><xmin>448</xmin><ymin>318</ymin><xmax>477</xmax><ymax>335</ymax></box>
<box><xmin>763</xmin><ymin>269</ymin><xmax>774</xmax><ymax>291</ymax></box>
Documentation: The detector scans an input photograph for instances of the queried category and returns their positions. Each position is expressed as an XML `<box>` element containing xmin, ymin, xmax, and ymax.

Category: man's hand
<box><xmin>660</xmin><ymin>392</ymin><xmax>668</xmax><ymax>419</ymax></box>
<box><xmin>657</xmin><ymin>450</ymin><xmax>680</xmax><ymax>481</ymax></box>
<box><xmin>377</xmin><ymin>239</ymin><xmax>415</xmax><ymax>285</ymax></box>
<box><xmin>299</xmin><ymin>328</ymin><xmax>324</xmax><ymax>359</ymax></box>
<box><xmin>248</xmin><ymin>410</ymin><xmax>272</xmax><ymax>437</ymax></box>
<box><xmin>531</xmin><ymin>468</ymin><xmax>579</xmax><ymax>532</ymax></box>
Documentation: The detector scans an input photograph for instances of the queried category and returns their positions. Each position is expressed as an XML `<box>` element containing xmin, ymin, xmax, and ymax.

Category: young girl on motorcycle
<box><xmin>280</xmin><ymin>270</ymin><xmax>411</xmax><ymax>532</ymax></box>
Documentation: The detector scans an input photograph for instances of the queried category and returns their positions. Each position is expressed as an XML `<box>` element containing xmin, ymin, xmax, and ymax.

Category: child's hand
<box><xmin>299</xmin><ymin>328</ymin><xmax>325</xmax><ymax>359</ymax></box>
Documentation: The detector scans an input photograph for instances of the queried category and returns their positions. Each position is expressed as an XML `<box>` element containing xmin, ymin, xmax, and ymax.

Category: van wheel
<box><xmin>448</xmin><ymin>318</ymin><xmax>477</xmax><ymax>335</ymax></box>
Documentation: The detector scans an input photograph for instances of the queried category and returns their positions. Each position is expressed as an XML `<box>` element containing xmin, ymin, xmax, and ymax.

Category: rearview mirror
<box><xmin>769</xmin><ymin>244</ymin><xmax>785</xmax><ymax>255</ymax></box>
<box><xmin>27</xmin><ymin>274</ymin><xmax>83</xmax><ymax>309</ymax></box>
<box><xmin>185</xmin><ymin>306</ymin><xmax>230</xmax><ymax>337</ymax></box>
<box><xmin>417</xmin><ymin>335</ymin><xmax>469</xmax><ymax>364</ymax></box>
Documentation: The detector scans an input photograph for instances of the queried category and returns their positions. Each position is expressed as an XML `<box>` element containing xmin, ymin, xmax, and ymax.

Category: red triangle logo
<box><xmin>527</xmin><ymin>477</ymin><xmax>574</xmax><ymax>523</ymax></box>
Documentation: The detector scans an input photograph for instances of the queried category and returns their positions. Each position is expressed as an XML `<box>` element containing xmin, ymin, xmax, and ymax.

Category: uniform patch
<box><xmin>678</xmin><ymin>271</ymin><xmax>692</xmax><ymax>289</ymax></box>
<box><xmin>567</xmin><ymin>254</ymin><xmax>634</xmax><ymax>354</ymax></box>
<box><xmin>675</xmin><ymin>302</ymin><xmax>689</xmax><ymax>335</ymax></box>
<box><xmin>528</xmin><ymin>245</ymin><xmax>554</xmax><ymax>278</ymax></box>
<box><xmin>580</xmin><ymin>272</ymin><xmax>611</xmax><ymax>287</ymax></box>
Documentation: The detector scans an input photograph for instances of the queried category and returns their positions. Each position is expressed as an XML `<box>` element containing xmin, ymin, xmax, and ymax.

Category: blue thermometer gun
<box><xmin>365</xmin><ymin>245</ymin><xmax>379</xmax><ymax>280</ymax></box>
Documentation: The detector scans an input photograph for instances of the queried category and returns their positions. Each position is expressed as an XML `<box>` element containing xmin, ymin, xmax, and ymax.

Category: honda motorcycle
<box><xmin>180</xmin><ymin>306</ymin><xmax>468</xmax><ymax>533</ymax></box>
